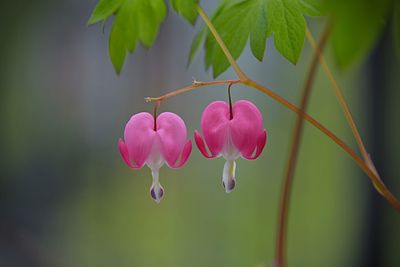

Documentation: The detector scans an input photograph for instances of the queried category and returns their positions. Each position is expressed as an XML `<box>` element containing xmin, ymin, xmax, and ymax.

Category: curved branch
<box><xmin>306</xmin><ymin>29</ymin><xmax>369</xmax><ymax>159</ymax></box>
<box><xmin>193</xmin><ymin>5</ymin><xmax>400</xmax><ymax>211</ymax></box>
<box><xmin>275</xmin><ymin>22</ymin><xmax>332</xmax><ymax>267</ymax></box>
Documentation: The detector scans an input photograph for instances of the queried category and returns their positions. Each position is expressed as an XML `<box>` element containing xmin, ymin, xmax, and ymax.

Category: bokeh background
<box><xmin>0</xmin><ymin>1</ymin><xmax>399</xmax><ymax>267</ymax></box>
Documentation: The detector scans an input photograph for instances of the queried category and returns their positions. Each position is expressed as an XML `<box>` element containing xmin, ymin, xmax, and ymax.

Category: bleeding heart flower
<box><xmin>118</xmin><ymin>112</ymin><xmax>192</xmax><ymax>203</ymax></box>
<box><xmin>194</xmin><ymin>100</ymin><xmax>267</xmax><ymax>193</ymax></box>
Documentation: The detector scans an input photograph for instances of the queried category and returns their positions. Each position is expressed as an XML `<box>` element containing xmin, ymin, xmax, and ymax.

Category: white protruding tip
<box><xmin>149</xmin><ymin>168</ymin><xmax>164</xmax><ymax>203</ymax></box>
<box><xmin>222</xmin><ymin>160</ymin><xmax>236</xmax><ymax>193</ymax></box>
<box><xmin>150</xmin><ymin>182</ymin><xmax>164</xmax><ymax>204</ymax></box>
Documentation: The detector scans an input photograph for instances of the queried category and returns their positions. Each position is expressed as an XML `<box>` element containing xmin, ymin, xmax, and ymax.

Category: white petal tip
<box><xmin>150</xmin><ymin>184</ymin><xmax>164</xmax><ymax>203</ymax></box>
<box><xmin>222</xmin><ymin>160</ymin><xmax>236</xmax><ymax>193</ymax></box>
<box><xmin>222</xmin><ymin>178</ymin><xmax>236</xmax><ymax>193</ymax></box>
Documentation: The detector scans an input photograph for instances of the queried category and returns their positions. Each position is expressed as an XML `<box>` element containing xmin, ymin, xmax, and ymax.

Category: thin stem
<box><xmin>145</xmin><ymin>80</ymin><xmax>240</xmax><ymax>102</ymax></box>
<box><xmin>305</xmin><ymin>29</ymin><xmax>369</xmax><ymax>159</ymax></box>
<box><xmin>196</xmin><ymin>5</ymin><xmax>248</xmax><ymax>82</ymax></box>
<box><xmin>228</xmin><ymin>83</ymin><xmax>233</xmax><ymax>119</ymax></box>
<box><xmin>153</xmin><ymin>101</ymin><xmax>160</xmax><ymax>130</ymax></box>
<box><xmin>275</xmin><ymin>23</ymin><xmax>332</xmax><ymax>267</ymax></box>
<box><xmin>193</xmin><ymin>4</ymin><xmax>399</xmax><ymax>209</ymax></box>
<box><xmin>249</xmin><ymin>79</ymin><xmax>400</xmax><ymax>209</ymax></box>
<box><xmin>145</xmin><ymin>6</ymin><xmax>400</xmax><ymax>211</ymax></box>
<box><xmin>146</xmin><ymin>77</ymin><xmax>400</xmax><ymax>211</ymax></box>
<box><xmin>305</xmin><ymin>29</ymin><xmax>388</xmax><ymax>197</ymax></box>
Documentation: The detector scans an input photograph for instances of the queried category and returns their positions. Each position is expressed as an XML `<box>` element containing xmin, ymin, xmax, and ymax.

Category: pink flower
<box><xmin>194</xmin><ymin>100</ymin><xmax>267</xmax><ymax>193</ymax></box>
<box><xmin>118</xmin><ymin>112</ymin><xmax>192</xmax><ymax>203</ymax></box>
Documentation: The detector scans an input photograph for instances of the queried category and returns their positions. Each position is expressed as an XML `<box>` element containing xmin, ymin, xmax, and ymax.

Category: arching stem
<box><xmin>305</xmin><ymin>30</ymin><xmax>387</xmax><ymax>192</ymax></box>
<box><xmin>192</xmin><ymin>5</ymin><xmax>400</xmax><ymax>210</ymax></box>
<box><xmin>275</xmin><ymin>22</ymin><xmax>332</xmax><ymax>267</ymax></box>
<box><xmin>146</xmin><ymin>4</ymin><xmax>400</xmax><ymax>210</ymax></box>
<box><xmin>146</xmin><ymin>78</ymin><xmax>400</xmax><ymax>211</ymax></box>
<box><xmin>305</xmin><ymin>29</ymin><xmax>369</xmax><ymax>159</ymax></box>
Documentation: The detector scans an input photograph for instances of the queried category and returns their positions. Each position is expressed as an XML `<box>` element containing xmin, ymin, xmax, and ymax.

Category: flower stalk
<box><xmin>145</xmin><ymin>4</ymin><xmax>400</xmax><ymax>266</ymax></box>
<box><xmin>228</xmin><ymin>83</ymin><xmax>234</xmax><ymax>119</ymax></box>
<box><xmin>275</xmin><ymin>22</ymin><xmax>332</xmax><ymax>267</ymax></box>
<box><xmin>305</xmin><ymin>29</ymin><xmax>369</xmax><ymax>159</ymax></box>
<box><xmin>192</xmin><ymin>4</ymin><xmax>400</xmax><ymax>210</ymax></box>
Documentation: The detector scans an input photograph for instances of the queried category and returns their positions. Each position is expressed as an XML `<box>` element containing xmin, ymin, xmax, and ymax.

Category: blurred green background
<box><xmin>0</xmin><ymin>1</ymin><xmax>399</xmax><ymax>267</ymax></box>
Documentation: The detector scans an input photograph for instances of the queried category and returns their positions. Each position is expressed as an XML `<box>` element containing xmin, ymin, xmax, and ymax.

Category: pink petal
<box><xmin>118</xmin><ymin>139</ymin><xmax>142</xmax><ymax>168</ymax></box>
<box><xmin>200</xmin><ymin>101</ymin><xmax>230</xmax><ymax>156</ymax></box>
<box><xmin>157</xmin><ymin>112</ymin><xmax>188</xmax><ymax>167</ymax></box>
<box><xmin>169</xmin><ymin>140</ymin><xmax>192</xmax><ymax>169</ymax></box>
<box><xmin>241</xmin><ymin>130</ymin><xmax>267</xmax><ymax>160</ymax></box>
<box><xmin>123</xmin><ymin>112</ymin><xmax>156</xmax><ymax>167</ymax></box>
<box><xmin>194</xmin><ymin>131</ymin><xmax>218</xmax><ymax>158</ymax></box>
<box><xmin>230</xmin><ymin>100</ymin><xmax>265</xmax><ymax>157</ymax></box>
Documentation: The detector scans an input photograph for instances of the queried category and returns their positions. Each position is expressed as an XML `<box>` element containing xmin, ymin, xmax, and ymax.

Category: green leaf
<box><xmin>187</xmin><ymin>1</ymin><xmax>231</xmax><ymax>66</ymax></box>
<box><xmin>88</xmin><ymin>0</ymin><xmax>123</xmax><ymax>25</ymax></box>
<box><xmin>170</xmin><ymin>0</ymin><xmax>198</xmax><ymax>24</ymax></box>
<box><xmin>205</xmin><ymin>0</ymin><xmax>269</xmax><ymax>77</ymax></box>
<box><xmin>299</xmin><ymin>0</ymin><xmax>323</xmax><ymax>17</ymax></box>
<box><xmin>250</xmin><ymin>2</ymin><xmax>269</xmax><ymax>61</ymax></box>
<box><xmin>89</xmin><ymin>0</ymin><xmax>167</xmax><ymax>73</ymax></box>
<box><xmin>109</xmin><ymin>16</ymin><xmax>127</xmax><ymax>74</ymax></box>
<box><xmin>267</xmin><ymin>0</ymin><xmax>306</xmax><ymax>65</ymax></box>
<box><xmin>188</xmin><ymin>27</ymin><xmax>207</xmax><ymax>66</ymax></box>
<box><xmin>394</xmin><ymin>1</ymin><xmax>400</xmax><ymax>57</ymax></box>
<box><xmin>328</xmin><ymin>0</ymin><xmax>391</xmax><ymax>68</ymax></box>
<box><xmin>201</xmin><ymin>0</ymin><xmax>316</xmax><ymax>77</ymax></box>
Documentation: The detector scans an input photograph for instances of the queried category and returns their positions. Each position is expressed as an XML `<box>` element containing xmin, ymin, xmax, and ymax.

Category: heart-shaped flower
<box><xmin>118</xmin><ymin>112</ymin><xmax>192</xmax><ymax>203</ymax></box>
<box><xmin>194</xmin><ymin>100</ymin><xmax>267</xmax><ymax>193</ymax></box>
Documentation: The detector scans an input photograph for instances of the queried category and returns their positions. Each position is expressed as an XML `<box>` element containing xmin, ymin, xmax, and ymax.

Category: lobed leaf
<box><xmin>200</xmin><ymin>0</ymin><xmax>313</xmax><ymax>77</ymax></box>
<box><xmin>89</xmin><ymin>0</ymin><xmax>167</xmax><ymax>74</ymax></box>
<box><xmin>170</xmin><ymin>0</ymin><xmax>198</xmax><ymax>24</ymax></box>
<box><xmin>88</xmin><ymin>0</ymin><xmax>123</xmax><ymax>25</ymax></box>
<box><xmin>250</xmin><ymin>3</ymin><xmax>269</xmax><ymax>61</ymax></box>
<box><xmin>267</xmin><ymin>0</ymin><xmax>306</xmax><ymax>65</ymax></box>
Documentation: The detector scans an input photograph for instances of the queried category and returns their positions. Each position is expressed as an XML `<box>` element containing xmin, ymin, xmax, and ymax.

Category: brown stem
<box><xmin>274</xmin><ymin>23</ymin><xmax>332</xmax><ymax>267</ymax></box>
<box><xmin>305</xmin><ymin>30</ymin><xmax>388</xmax><ymax>193</ymax></box>
<box><xmin>146</xmin><ymin>77</ymin><xmax>400</xmax><ymax>211</ymax></box>
<box><xmin>153</xmin><ymin>101</ymin><xmax>160</xmax><ymax>131</ymax></box>
<box><xmin>193</xmin><ymin>8</ymin><xmax>399</xmax><ymax>259</ymax></box>
<box><xmin>146</xmin><ymin>5</ymin><xmax>400</xmax><ymax>212</ymax></box>
<box><xmin>247</xmin><ymin>78</ymin><xmax>400</xmax><ymax>210</ymax></box>
<box><xmin>145</xmin><ymin>80</ymin><xmax>241</xmax><ymax>102</ymax></box>
<box><xmin>196</xmin><ymin>5</ymin><xmax>248</xmax><ymax>81</ymax></box>
<box><xmin>228</xmin><ymin>83</ymin><xmax>233</xmax><ymax>120</ymax></box>
<box><xmin>305</xmin><ymin>29</ymin><xmax>369</xmax><ymax>159</ymax></box>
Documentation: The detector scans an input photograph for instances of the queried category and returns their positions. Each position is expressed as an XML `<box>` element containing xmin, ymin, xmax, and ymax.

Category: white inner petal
<box><xmin>222</xmin><ymin>160</ymin><xmax>236</xmax><ymax>193</ymax></box>
<box><xmin>219</xmin><ymin>128</ymin><xmax>239</xmax><ymax>193</ymax></box>
<box><xmin>221</xmin><ymin>128</ymin><xmax>240</xmax><ymax>161</ymax></box>
<box><xmin>146</xmin><ymin>136</ymin><xmax>164</xmax><ymax>170</ymax></box>
<box><xmin>146</xmin><ymin>136</ymin><xmax>165</xmax><ymax>203</ymax></box>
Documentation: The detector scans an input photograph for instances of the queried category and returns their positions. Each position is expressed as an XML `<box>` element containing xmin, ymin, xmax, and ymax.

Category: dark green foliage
<box><xmin>327</xmin><ymin>0</ymin><xmax>392</xmax><ymax>68</ymax></box>
<box><xmin>394</xmin><ymin>1</ymin><xmax>400</xmax><ymax>57</ymax></box>
<box><xmin>88</xmin><ymin>0</ymin><xmax>399</xmax><ymax>75</ymax></box>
